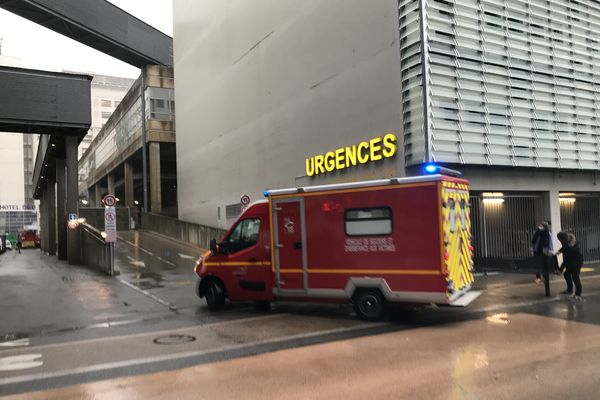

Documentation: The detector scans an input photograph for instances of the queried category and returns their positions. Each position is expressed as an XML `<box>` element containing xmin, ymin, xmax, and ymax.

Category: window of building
<box><xmin>344</xmin><ymin>207</ymin><xmax>392</xmax><ymax>236</ymax></box>
<box><xmin>101</xmin><ymin>99</ymin><xmax>112</xmax><ymax>107</ymax></box>
<box><xmin>225</xmin><ymin>203</ymin><xmax>242</xmax><ymax>219</ymax></box>
<box><xmin>224</xmin><ymin>218</ymin><xmax>261</xmax><ymax>253</ymax></box>
<box><xmin>114</xmin><ymin>100</ymin><xmax>120</xmax><ymax>107</ymax></box>
<box><xmin>101</xmin><ymin>111</ymin><xmax>112</xmax><ymax>119</ymax></box>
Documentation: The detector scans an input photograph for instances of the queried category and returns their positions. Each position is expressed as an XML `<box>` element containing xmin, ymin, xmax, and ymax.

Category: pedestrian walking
<box><xmin>16</xmin><ymin>237</ymin><xmax>21</xmax><ymax>254</ymax></box>
<box><xmin>556</xmin><ymin>231</ymin><xmax>584</xmax><ymax>301</ymax></box>
<box><xmin>530</xmin><ymin>221</ymin><xmax>552</xmax><ymax>283</ymax></box>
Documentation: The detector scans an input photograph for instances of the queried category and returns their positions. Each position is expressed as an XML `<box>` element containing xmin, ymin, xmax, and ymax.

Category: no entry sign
<box><xmin>240</xmin><ymin>195</ymin><xmax>250</xmax><ymax>206</ymax></box>
<box><xmin>104</xmin><ymin>206</ymin><xmax>117</xmax><ymax>242</ymax></box>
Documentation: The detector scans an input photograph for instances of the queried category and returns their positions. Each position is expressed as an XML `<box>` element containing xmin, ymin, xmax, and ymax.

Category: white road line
<box><xmin>0</xmin><ymin>322</ymin><xmax>384</xmax><ymax>386</ymax></box>
<box><xmin>156</xmin><ymin>257</ymin><xmax>176</xmax><ymax>267</ymax></box>
<box><xmin>117</xmin><ymin>279</ymin><xmax>176</xmax><ymax>311</ymax></box>
<box><xmin>0</xmin><ymin>339</ymin><xmax>29</xmax><ymax>348</ymax></box>
<box><xmin>2</xmin><ymin>314</ymin><xmax>287</xmax><ymax>353</ymax></box>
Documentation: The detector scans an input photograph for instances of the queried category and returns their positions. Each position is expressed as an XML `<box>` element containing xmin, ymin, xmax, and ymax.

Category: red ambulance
<box><xmin>195</xmin><ymin>173</ymin><xmax>479</xmax><ymax>320</ymax></box>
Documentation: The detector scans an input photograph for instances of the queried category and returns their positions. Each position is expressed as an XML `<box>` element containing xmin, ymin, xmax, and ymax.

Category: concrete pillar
<box><xmin>107</xmin><ymin>172</ymin><xmax>115</xmax><ymax>196</ymax></box>
<box><xmin>47</xmin><ymin>180</ymin><xmax>56</xmax><ymax>256</ymax></box>
<box><xmin>95</xmin><ymin>183</ymin><xmax>102</xmax><ymax>207</ymax></box>
<box><xmin>56</xmin><ymin>159</ymin><xmax>67</xmax><ymax>260</ymax></box>
<box><xmin>541</xmin><ymin>189</ymin><xmax>562</xmax><ymax>254</ymax></box>
<box><xmin>66</xmin><ymin>136</ymin><xmax>80</xmax><ymax>264</ymax></box>
<box><xmin>39</xmin><ymin>191</ymin><xmax>47</xmax><ymax>253</ymax></box>
<box><xmin>124</xmin><ymin>160</ymin><xmax>134</xmax><ymax>207</ymax></box>
<box><xmin>149</xmin><ymin>142</ymin><xmax>162</xmax><ymax>213</ymax></box>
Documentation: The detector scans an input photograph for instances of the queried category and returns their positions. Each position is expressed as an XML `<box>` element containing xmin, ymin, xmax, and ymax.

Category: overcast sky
<box><xmin>0</xmin><ymin>0</ymin><xmax>173</xmax><ymax>79</ymax></box>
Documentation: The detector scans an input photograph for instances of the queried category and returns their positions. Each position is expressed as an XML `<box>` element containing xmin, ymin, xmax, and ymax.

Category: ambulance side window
<box><xmin>225</xmin><ymin>218</ymin><xmax>261</xmax><ymax>253</ymax></box>
<box><xmin>345</xmin><ymin>207</ymin><xmax>392</xmax><ymax>236</ymax></box>
<box><xmin>460</xmin><ymin>199</ymin><xmax>467</xmax><ymax>230</ymax></box>
<box><xmin>449</xmin><ymin>199</ymin><xmax>456</xmax><ymax>233</ymax></box>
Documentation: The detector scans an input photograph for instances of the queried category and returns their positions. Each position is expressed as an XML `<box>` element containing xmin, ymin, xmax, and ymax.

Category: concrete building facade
<box><xmin>173</xmin><ymin>0</ymin><xmax>600</xmax><ymax>265</ymax></box>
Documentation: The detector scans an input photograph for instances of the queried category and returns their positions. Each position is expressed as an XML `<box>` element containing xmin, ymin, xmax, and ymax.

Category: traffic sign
<box><xmin>68</xmin><ymin>213</ymin><xmax>77</xmax><ymax>221</ymax></box>
<box><xmin>240</xmin><ymin>194</ymin><xmax>250</xmax><ymax>206</ymax></box>
<box><xmin>104</xmin><ymin>206</ymin><xmax>117</xmax><ymax>242</ymax></box>
<box><xmin>102</xmin><ymin>194</ymin><xmax>117</xmax><ymax>207</ymax></box>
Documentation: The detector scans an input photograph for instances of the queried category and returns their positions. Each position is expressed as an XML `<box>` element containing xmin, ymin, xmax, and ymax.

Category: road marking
<box><xmin>179</xmin><ymin>253</ymin><xmax>196</xmax><ymax>260</ymax></box>
<box><xmin>0</xmin><ymin>354</ymin><xmax>43</xmax><ymax>371</ymax></box>
<box><xmin>157</xmin><ymin>257</ymin><xmax>176</xmax><ymax>267</ymax></box>
<box><xmin>0</xmin><ymin>339</ymin><xmax>29</xmax><ymax>348</ymax></box>
<box><xmin>0</xmin><ymin>322</ymin><xmax>383</xmax><ymax>386</ymax></box>
<box><xmin>127</xmin><ymin>256</ymin><xmax>146</xmax><ymax>268</ymax></box>
<box><xmin>0</xmin><ymin>314</ymin><xmax>286</xmax><ymax>353</ymax></box>
<box><xmin>117</xmin><ymin>278</ymin><xmax>177</xmax><ymax>311</ymax></box>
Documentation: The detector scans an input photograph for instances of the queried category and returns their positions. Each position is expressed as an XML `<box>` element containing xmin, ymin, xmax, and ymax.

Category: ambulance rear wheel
<box><xmin>353</xmin><ymin>290</ymin><xmax>387</xmax><ymax>321</ymax></box>
<box><xmin>205</xmin><ymin>280</ymin><xmax>226</xmax><ymax>310</ymax></box>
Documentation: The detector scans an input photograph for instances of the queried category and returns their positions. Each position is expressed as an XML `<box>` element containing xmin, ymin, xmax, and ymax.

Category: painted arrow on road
<box><xmin>178</xmin><ymin>253</ymin><xmax>196</xmax><ymax>260</ymax></box>
<box><xmin>127</xmin><ymin>256</ymin><xmax>146</xmax><ymax>268</ymax></box>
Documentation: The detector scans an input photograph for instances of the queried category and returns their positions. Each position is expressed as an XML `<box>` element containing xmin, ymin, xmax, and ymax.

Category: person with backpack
<box><xmin>556</xmin><ymin>231</ymin><xmax>584</xmax><ymax>301</ymax></box>
<box><xmin>530</xmin><ymin>221</ymin><xmax>553</xmax><ymax>283</ymax></box>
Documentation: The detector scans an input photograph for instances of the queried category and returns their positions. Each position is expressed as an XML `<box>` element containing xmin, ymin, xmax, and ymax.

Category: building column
<box><xmin>107</xmin><ymin>172</ymin><xmax>115</xmax><ymax>196</ymax></box>
<box><xmin>47</xmin><ymin>180</ymin><xmax>56</xmax><ymax>256</ymax></box>
<box><xmin>95</xmin><ymin>183</ymin><xmax>102</xmax><ymax>207</ymax></box>
<box><xmin>39</xmin><ymin>190</ymin><xmax>47</xmax><ymax>253</ymax></box>
<box><xmin>149</xmin><ymin>142</ymin><xmax>162</xmax><ymax>213</ymax></box>
<box><xmin>56</xmin><ymin>159</ymin><xmax>67</xmax><ymax>260</ymax></box>
<box><xmin>124</xmin><ymin>160</ymin><xmax>134</xmax><ymax>207</ymax></box>
<box><xmin>541</xmin><ymin>189</ymin><xmax>562</xmax><ymax>253</ymax></box>
<box><xmin>66</xmin><ymin>136</ymin><xmax>80</xmax><ymax>264</ymax></box>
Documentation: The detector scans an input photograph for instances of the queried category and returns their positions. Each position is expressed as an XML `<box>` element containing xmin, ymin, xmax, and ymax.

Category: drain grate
<box><xmin>153</xmin><ymin>334</ymin><xmax>196</xmax><ymax>345</ymax></box>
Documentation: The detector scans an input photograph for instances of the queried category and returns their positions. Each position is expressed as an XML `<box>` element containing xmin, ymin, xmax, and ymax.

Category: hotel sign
<box><xmin>0</xmin><ymin>204</ymin><xmax>37</xmax><ymax>211</ymax></box>
<box><xmin>305</xmin><ymin>133</ymin><xmax>397</xmax><ymax>177</ymax></box>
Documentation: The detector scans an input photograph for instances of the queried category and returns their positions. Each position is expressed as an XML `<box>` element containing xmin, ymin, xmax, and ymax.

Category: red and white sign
<box><xmin>102</xmin><ymin>194</ymin><xmax>117</xmax><ymax>207</ymax></box>
<box><xmin>240</xmin><ymin>195</ymin><xmax>250</xmax><ymax>206</ymax></box>
<box><xmin>104</xmin><ymin>206</ymin><xmax>117</xmax><ymax>242</ymax></box>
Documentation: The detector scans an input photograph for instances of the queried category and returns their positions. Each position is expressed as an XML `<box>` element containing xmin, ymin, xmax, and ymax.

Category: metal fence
<box><xmin>560</xmin><ymin>196</ymin><xmax>600</xmax><ymax>263</ymax></box>
<box><xmin>470</xmin><ymin>195</ymin><xmax>543</xmax><ymax>269</ymax></box>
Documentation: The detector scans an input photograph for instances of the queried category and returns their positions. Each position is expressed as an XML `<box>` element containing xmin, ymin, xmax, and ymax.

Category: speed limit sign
<box><xmin>102</xmin><ymin>194</ymin><xmax>117</xmax><ymax>207</ymax></box>
<box><xmin>240</xmin><ymin>194</ymin><xmax>250</xmax><ymax>206</ymax></box>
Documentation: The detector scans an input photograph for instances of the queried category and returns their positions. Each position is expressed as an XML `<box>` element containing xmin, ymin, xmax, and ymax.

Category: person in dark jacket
<box><xmin>530</xmin><ymin>221</ymin><xmax>552</xmax><ymax>283</ymax></box>
<box><xmin>556</xmin><ymin>231</ymin><xmax>584</xmax><ymax>301</ymax></box>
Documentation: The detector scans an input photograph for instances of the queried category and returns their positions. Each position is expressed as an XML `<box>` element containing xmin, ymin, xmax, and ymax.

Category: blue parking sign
<box><xmin>68</xmin><ymin>213</ymin><xmax>77</xmax><ymax>221</ymax></box>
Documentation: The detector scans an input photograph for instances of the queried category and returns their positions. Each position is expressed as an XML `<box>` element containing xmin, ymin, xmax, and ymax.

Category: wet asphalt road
<box><xmin>2</xmin><ymin>232</ymin><xmax>600</xmax><ymax>398</ymax></box>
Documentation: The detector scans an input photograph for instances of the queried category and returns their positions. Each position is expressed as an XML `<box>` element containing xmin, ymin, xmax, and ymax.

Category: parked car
<box><xmin>4</xmin><ymin>240</ymin><xmax>12</xmax><ymax>250</ymax></box>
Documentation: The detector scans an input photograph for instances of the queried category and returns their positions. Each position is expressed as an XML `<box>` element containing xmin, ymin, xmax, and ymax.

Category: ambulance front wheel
<box><xmin>205</xmin><ymin>280</ymin><xmax>226</xmax><ymax>310</ymax></box>
<box><xmin>353</xmin><ymin>289</ymin><xmax>387</xmax><ymax>321</ymax></box>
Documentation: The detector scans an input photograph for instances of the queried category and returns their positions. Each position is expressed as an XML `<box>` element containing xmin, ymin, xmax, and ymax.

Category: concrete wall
<box><xmin>173</xmin><ymin>0</ymin><xmax>404</xmax><ymax>228</ymax></box>
<box><xmin>0</xmin><ymin>132</ymin><xmax>25</xmax><ymax>206</ymax></box>
<box><xmin>141</xmin><ymin>212</ymin><xmax>226</xmax><ymax>250</ymax></box>
<box><xmin>78</xmin><ymin>207</ymin><xmax>133</xmax><ymax>231</ymax></box>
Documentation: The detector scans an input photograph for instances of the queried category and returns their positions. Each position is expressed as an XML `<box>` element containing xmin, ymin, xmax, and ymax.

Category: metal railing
<box><xmin>79</xmin><ymin>222</ymin><xmax>116</xmax><ymax>276</ymax></box>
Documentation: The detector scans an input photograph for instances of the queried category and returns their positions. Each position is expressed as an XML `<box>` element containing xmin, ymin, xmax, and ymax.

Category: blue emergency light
<box><xmin>424</xmin><ymin>163</ymin><xmax>439</xmax><ymax>174</ymax></box>
<box><xmin>263</xmin><ymin>191</ymin><xmax>270</xmax><ymax>197</ymax></box>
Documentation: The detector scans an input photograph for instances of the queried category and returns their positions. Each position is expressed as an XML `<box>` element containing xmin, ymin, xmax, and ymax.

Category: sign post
<box><xmin>103</xmin><ymin>194</ymin><xmax>117</xmax><ymax>243</ymax></box>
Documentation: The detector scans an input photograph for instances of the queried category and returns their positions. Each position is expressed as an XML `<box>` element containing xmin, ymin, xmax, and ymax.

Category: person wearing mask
<box><xmin>530</xmin><ymin>221</ymin><xmax>552</xmax><ymax>283</ymax></box>
<box><xmin>556</xmin><ymin>231</ymin><xmax>584</xmax><ymax>301</ymax></box>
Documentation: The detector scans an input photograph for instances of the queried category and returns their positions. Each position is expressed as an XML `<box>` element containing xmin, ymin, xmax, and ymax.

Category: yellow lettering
<box><xmin>357</xmin><ymin>142</ymin><xmax>369</xmax><ymax>163</ymax></box>
<box><xmin>314</xmin><ymin>155</ymin><xmax>325</xmax><ymax>174</ymax></box>
<box><xmin>382</xmin><ymin>133</ymin><xmax>397</xmax><ymax>158</ymax></box>
<box><xmin>335</xmin><ymin>148</ymin><xmax>345</xmax><ymax>170</ymax></box>
<box><xmin>370</xmin><ymin>137</ymin><xmax>382</xmax><ymax>161</ymax></box>
<box><xmin>345</xmin><ymin>146</ymin><xmax>357</xmax><ymax>167</ymax></box>
<box><xmin>324</xmin><ymin>152</ymin><xmax>335</xmax><ymax>172</ymax></box>
<box><xmin>305</xmin><ymin>157</ymin><xmax>315</xmax><ymax>177</ymax></box>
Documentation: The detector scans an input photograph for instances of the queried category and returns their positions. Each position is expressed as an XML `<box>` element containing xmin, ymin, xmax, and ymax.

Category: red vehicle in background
<box><xmin>20</xmin><ymin>230</ymin><xmax>40</xmax><ymax>249</ymax></box>
<box><xmin>195</xmin><ymin>173</ymin><xmax>479</xmax><ymax>320</ymax></box>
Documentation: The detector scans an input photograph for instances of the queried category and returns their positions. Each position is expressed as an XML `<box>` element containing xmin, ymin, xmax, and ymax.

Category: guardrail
<box><xmin>141</xmin><ymin>212</ymin><xmax>226</xmax><ymax>249</ymax></box>
<box><xmin>79</xmin><ymin>222</ymin><xmax>117</xmax><ymax>276</ymax></box>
